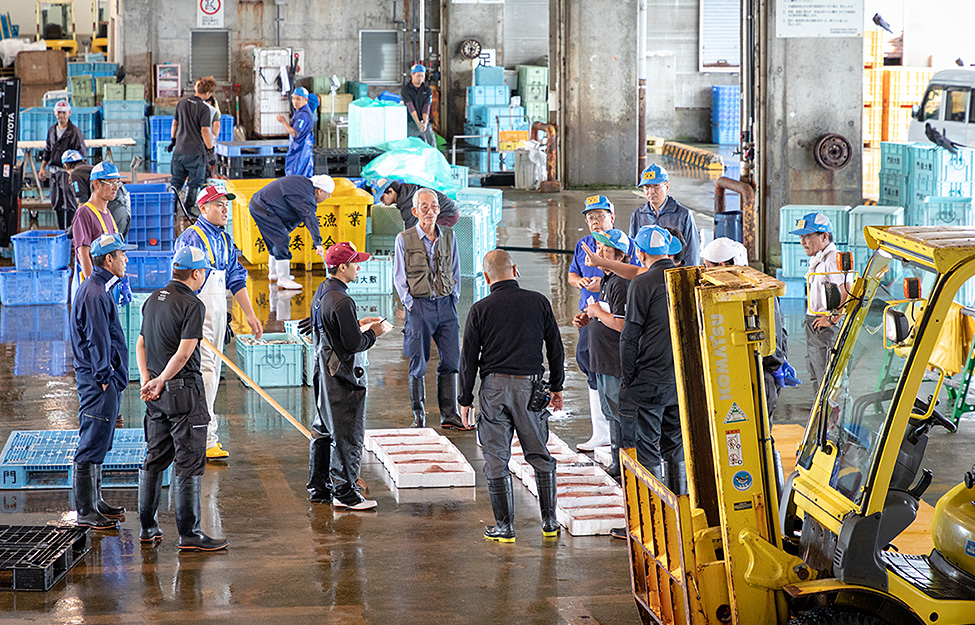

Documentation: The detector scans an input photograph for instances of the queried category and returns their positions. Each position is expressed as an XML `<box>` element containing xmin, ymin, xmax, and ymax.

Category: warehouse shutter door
<box><xmin>504</xmin><ymin>0</ymin><xmax>549</xmax><ymax>66</ymax></box>
<box><xmin>699</xmin><ymin>0</ymin><xmax>740</xmax><ymax>72</ymax></box>
<box><xmin>190</xmin><ymin>30</ymin><xmax>231</xmax><ymax>83</ymax></box>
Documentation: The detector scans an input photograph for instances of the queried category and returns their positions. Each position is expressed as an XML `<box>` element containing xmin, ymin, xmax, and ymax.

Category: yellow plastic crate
<box><xmin>863</xmin><ymin>69</ymin><xmax>883</xmax><ymax>107</ymax></box>
<box><xmin>882</xmin><ymin>106</ymin><xmax>913</xmax><ymax>142</ymax></box>
<box><xmin>883</xmin><ymin>67</ymin><xmax>936</xmax><ymax>108</ymax></box>
<box><xmin>227</xmin><ymin>178</ymin><xmax>370</xmax><ymax>267</ymax></box>
<box><xmin>863</xmin><ymin>30</ymin><xmax>883</xmax><ymax>68</ymax></box>
<box><xmin>863</xmin><ymin>106</ymin><xmax>882</xmax><ymax>147</ymax></box>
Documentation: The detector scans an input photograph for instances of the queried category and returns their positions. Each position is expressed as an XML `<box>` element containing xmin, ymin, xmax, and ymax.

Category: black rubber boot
<box><xmin>173</xmin><ymin>475</ymin><xmax>229</xmax><ymax>552</ymax></box>
<box><xmin>306</xmin><ymin>437</ymin><xmax>333</xmax><ymax>503</ymax></box>
<box><xmin>536</xmin><ymin>470</ymin><xmax>560</xmax><ymax>538</ymax></box>
<box><xmin>409</xmin><ymin>376</ymin><xmax>426</xmax><ymax>428</ymax></box>
<box><xmin>606</xmin><ymin>419</ymin><xmax>622</xmax><ymax>481</ymax></box>
<box><xmin>484</xmin><ymin>475</ymin><xmax>516</xmax><ymax>542</ymax></box>
<box><xmin>668</xmin><ymin>460</ymin><xmax>688</xmax><ymax>496</ymax></box>
<box><xmin>648</xmin><ymin>461</ymin><xmax>667</xmax><ymax>487</ymax></box>
<box><xmin>138</xmin><ymin>469</ymin><xmax>164</xmax><ymax>544</ymax></box>
<box><xmin>73</xmin><ymin>462</ymin><xmax>118</xmax><ymax>530</ymax></box>
<box><xmin>438</xmin><ymin>373</ymin><xmax>472</xmax><ymax>430</ymax></box>
<box><xmin>94</xmin><ymin>464</ymin><xmax>125</xmax><ymax>518</ymax></box>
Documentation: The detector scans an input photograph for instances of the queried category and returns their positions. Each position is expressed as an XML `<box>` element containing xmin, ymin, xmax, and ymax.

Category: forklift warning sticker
<box><xmin>723</xmin><ymin>402</ymin><xmax>748</xmax><ymax>424</ymax></box>
<box><xmin>726</xmin><ymin>430</ymin><xmax>744</xmax><ymax>466</ymax></box>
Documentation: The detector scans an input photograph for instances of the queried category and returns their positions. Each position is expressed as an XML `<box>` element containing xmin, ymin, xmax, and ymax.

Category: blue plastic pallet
<box><xmin>0</xmin><ymin>429</ymin><xmax>171</xmax><ymax>490</ymax></box>
<box><xmin>214</xmin><ymin>140</ymin><xmax>289</xmax><ymax>157</ymax></box>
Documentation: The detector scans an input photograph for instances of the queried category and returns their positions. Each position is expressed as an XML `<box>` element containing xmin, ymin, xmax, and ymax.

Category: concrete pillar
<box><xmin>561</xmin><ymin>0</ymin><xmax>637</xmax><ymax>186</ymax></box>
<box><xmin>758</xmin><ymin>1</ymin><xmax>862</xmax><ymax>267</ymax></box>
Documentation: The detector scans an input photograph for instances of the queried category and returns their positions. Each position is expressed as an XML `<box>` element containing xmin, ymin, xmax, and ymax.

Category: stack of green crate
<box><xmin>94</xmin><ymin>76</ymin><xmax>117</xmax><ymax>104</ymax></box>
<box><xmin>366</xmin><ymin>205</ymin><xmax>403</xmax><ymax>257</ymax></box>
<box><xmin>70</xmin><ymin>75</ymin><xmax>95</xmax><ymax>108</ymax></box>
<box><xmin>516</xmin><ymin>65</ymin><xmax>548</xmax><ymax>124</ymax></box>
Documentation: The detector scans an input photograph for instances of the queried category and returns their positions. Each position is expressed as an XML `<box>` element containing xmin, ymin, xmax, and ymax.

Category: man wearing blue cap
<box><xmin>70</xmin><ymin>232</ymin><xmax>136</xmax><ymax>530</ymax></box>
<box><xmin>136</xmin><ymin>247</ymin><xmax>228</xmax><ymax>552</ymax></box>
<box><xmin>278</xmin><ymin>87</ymin><xmax>315</xmax><ymax>177</ymax></box>
<box><xmin>64</xmin><ymin>151</ymin><xmax>131</xmax><ymax>240</ymax></box>
<box><xmin>791</xmin><ymin>212</ymin><xmax>851</xmax><ymax>389</ymax></box>
<box><xmin>569</xmin><ymin>195</ymin><xmax>639</xmax><ymax>452</ymax></box>
<box><xmin>401</xmin><ymin>64</ymin><xmax>435</xmax><ymax>146</ymax></box>
<box><xmin>630</xmin><ymin>164</ymin><xmax>701</xmax><ymax>266</ymax></box>
<box><xmin>620</xmin><ymin>225</ymin><xmax>686</xmax><ymax>494</ymax></box>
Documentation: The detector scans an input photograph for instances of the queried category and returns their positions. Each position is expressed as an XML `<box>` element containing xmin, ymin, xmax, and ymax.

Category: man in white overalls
<box><xmin>174</xmin><ymin>185</ymin><xmax>264</xmax><ymax>459</ymax></box>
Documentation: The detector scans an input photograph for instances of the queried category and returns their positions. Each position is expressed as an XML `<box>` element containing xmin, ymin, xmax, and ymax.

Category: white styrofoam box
<box><xmin>848</xmin><ymin>205</ymin><xmax>904</xmax><ymax>247</ymax></box>
<box><xmin>592</xmin><ymin>445</ymin><xmax>614</xmax><ymax>467</ymax></box>
<box><xmin>364</xmin><ymin>428</ymin><xmax>440</xmax><ymax>452</ymax></box>
<box><xmin>364</xmin><ymin>428</ymin><xmax>475</xmax><ymax>488</ymax></box>
<box><xmin>556</xmin><ymin>505</ymin><xmax>625</xmax><ymax>536</ymax></box>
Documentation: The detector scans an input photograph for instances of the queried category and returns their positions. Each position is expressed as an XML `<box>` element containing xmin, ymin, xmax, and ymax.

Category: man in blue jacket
<box><xmin>278</xmin><ymin>87</ymin><xmax>315</xmax><ymax>177</ymax></box>
<box><xmin>628</xmin><ymin>164</ymin><xmax>701</xmax><ymax>266</ymax></box>
<box><xmin>70</xmin><ymin>232</ymin><xmax>136</xmax><ymax>530</ymax></box>
<box><xmin>249</xmin><ymin>174</ymin><xmax>333</xmax><ymax>290</ymax></box>
<box><xmin>174</xmin><ymin>185</ymin><xmax>264</xmax><ymax>460</ymax></box>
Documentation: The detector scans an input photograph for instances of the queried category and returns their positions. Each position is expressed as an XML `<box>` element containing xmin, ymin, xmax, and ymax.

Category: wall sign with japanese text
<box><xmin>776</xmin><ymin>0</ymin><xmax>862</xmax><ymax>38</ymax></box>
<box><xmin>198</xmin><ymin>0</ymin><xmax>224</xmax><ymax>28</ymax></box>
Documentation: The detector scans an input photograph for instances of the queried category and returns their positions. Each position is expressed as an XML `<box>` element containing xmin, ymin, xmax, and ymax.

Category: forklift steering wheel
<box><xmin>913</xmin><ymin>397</ymin><xmax>956</xmax><ymax>433</ymax></box>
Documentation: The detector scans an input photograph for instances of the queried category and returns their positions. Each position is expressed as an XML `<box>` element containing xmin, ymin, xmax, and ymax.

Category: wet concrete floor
<box><xmin>0</xmin><ymin>154</ymin><xmax>972</xmax><ymax>624</ymax></box>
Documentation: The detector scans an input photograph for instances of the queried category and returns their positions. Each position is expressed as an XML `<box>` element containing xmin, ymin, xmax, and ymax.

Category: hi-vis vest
<box><xmin>188</xmin><ymin>225</ymin><xmax>232</xmax><ymax>267</ymax></box>
<box><xmin>403</xmin><ymin>226</ymin><xmax>455</xmax><ymax>298</ymax></box>
<box><xmin>79</xmin><ymin>203</ymin><xmax>119</xmax><ymax>280</ymax></box>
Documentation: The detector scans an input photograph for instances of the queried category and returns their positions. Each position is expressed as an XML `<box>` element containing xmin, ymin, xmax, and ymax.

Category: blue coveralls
<box><xmin>284</xmin><ymin>104</ymin><xmax>315</xmax><ymax>177</ymax></box>
<box><xmin>248</xmin><ymin>175</ymin><xmax>323</xmax><ymax>261</ymax></box>
<box><xmin>70</xmin><ymin>266</ymin><xmax>128</xmax><ymax>463</ymax></box>
<box><xmin>393</xmin><ymin>225</ymin><xmax>462</xmax><ymax>378</ymax></box>
<box><xmin>628</xmin><ymin>196</ymin><xmax>702</xmax><ymax>267</ymax></box>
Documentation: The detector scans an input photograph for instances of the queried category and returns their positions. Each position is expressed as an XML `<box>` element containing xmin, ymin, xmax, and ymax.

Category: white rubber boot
<box><xmin>268</xmin><ymin>257</ymin><xmax>279</xmax><ymax>282</ymax></box>
<box><xmin>577</xmin><ymin>387</ymin><xmax>611</xmax><ymax>451</ymax></box>
<box><xmin>276</xmin><ymin>259</ymin><xmax>302</xmax><ymax>290</ymax></box>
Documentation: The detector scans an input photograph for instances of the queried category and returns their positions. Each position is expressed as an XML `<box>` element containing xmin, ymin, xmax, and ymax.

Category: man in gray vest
<box><xmin>392</xmin><ymin>188</ymin><xmax>470</xmax><ymax>431</ymax></box>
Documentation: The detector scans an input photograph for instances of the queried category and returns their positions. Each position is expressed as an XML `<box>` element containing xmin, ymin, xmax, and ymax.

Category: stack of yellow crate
<box><xmin>863</xmin><ymin>31</ymin><xmax>885</xmax><ymax>147</ymax></box>
<box><xmin>882</xmin><ymin>68</ymin><xmax>936</xmax><ymax>142</ymax></box>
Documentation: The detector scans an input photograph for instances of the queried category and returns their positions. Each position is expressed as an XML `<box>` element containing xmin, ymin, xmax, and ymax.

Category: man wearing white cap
<box><xmin>620</xmin><ymin>225</ymin><xmax>685</xmax><ymax>494</ymax></box>
<box><xmin>39</xmin><ymin>99</ymin><xmax>87</xmax><ymax>230</ymax></box>
<box><xmin>279</xmin><ymin>87</ymin><xmax>315</xmax><ymax>177</ymax></box>
<box><xmin>248</xmin><ymin>174</ymin><xmax>334</xmax><ymax>290</ymax></box>
<box><xmin>174</xmin><ymin>185</ymin><xmax>264</xmax><ymax>460</ymax></box>
<box><xmin>401</xmin><ymin>64</ymin><xmax>435</xmax><ymax>145</ymax></box>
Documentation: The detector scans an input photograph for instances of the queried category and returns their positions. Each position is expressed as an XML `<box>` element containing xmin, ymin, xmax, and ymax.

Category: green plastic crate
<box><xmin>516</xmin><ymin>65</ymin><xmax>548</xmax><ymax>88</ymax></box>
<box><xmin>125</xmin><ymin>84</ymin><xmax>144</xmax><ymax>100</ymax></box>
<box><xmin>103</xmin><ymin>84</ymin><xmax>125</xmax><ymax>100</ymax></box>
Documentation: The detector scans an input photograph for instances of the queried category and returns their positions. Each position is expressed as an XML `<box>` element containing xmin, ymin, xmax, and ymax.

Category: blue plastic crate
<box><xmin>879</xmin><ymin>172</ymin><xmax>909</xmax><ymax>207</ymax></box>
<box><xmin>366</xmin><ymin>234</ymin><xmax>397</xmax><ymax>257</ymax></box>
<box><xmin>0</xmin><ymin>305</ymin><xmax>70</xmax><ymax>342</ymax></box>
<box><xmin>236</xmin><ymin>333</ymin><xmax>303</xmax><ymax>388</ymax></box>
<box><xmin>155</xmin><ymin>141</ymin><xmax>173</xmax><ymax>164</ymax></box>
<box><xmin>0</xmin><ymin>270</ymin><xmax>70</xmax><ymax>306</ymax></box>
<box><xmin>880</xmin><ymin>142</ymin><xmax>915</xmax><ymax>176</ymax></box>
<box><xmin>913</xmin><ymin>177</ymin><xmax>974</xmax><ymax>202</ymax></box>
<box><xmin>11</xmin><ymin>230</ymin><xmax>70</xmax><ymax>271</ymax></box>
<box><xmin>463</xmin><ymin>123</ymin><xmax>492</xmax><ymax>148</ymax></box>
<box><xmin>449</xmin><ymin>165</ymin><xmax>469</xmax><ymax>190</ymax></box>
<box><xmin>711</xmin><ymin>124</ymin><xmax>738</xmax><ymax>145</ymax></box>
<box><xmin>911</xmin><ymin>144</ymin><xmax>975</xmax><ymax>184</ymax></box>
<box><xmin>218</xmin><ymin>114</ymin><xmax>234</xmax><ymax>142</ymax></box>
<box><xmin>467</xmin><ymin>85</ymin><xmax>510</xmax><ymax>107</ymax></box>
<box><xmin>468</xmin><ymin>105</ymin><xmax>525</xmax><ymax>127</ymax></box>
<box><xmin>711</xmin><ymin>86</ymin><xmax>740</xmax><ymax>115</ymax></box>
<box><xmin>0</xmin><ymin>429</ymin><xmax>171</xmax><ymax>489</ymax></box>
<box><xmin>110</xmin><ymin>145</ymin><xmax>147</xmax><ymax>167</ymax></box>
<box><xmin>454</xmin><ymin>203</ymin><xmax>493</xmax><ymax>277</ymax></box>
<box><xmin>125</xmin><ymin>251</ymin><xmax>173</xmax><ymax>291</ymax></box>
<box><xmin>127</xmin><ymin>184</ymin><xmax>175</xmax><ymax>250</ymax></box>
<box><xmin>214</xmin><ymin>140</ymin><xmax>289</xmax><ymax>157</ymax></box>
<box><xmin>347</xmin><ymin>256</ymin><xmax>393</xmax><ymax>295</ymax></box>
<box><xmin>354</xmin><ymin>294</ymin><xmax>395</xmax><ymax>322</ymax></box>
<box><xmin>774</xmin><ymin>269</ymin><xmax>806</xmax><ymax>300</ymax></box>
<box><xmin>102</xmin><ymin>118</ymin><xmax>145</xmax><ymax>146</ymax></box>
<box><xmin>67</xmin><ymin>62</ymin><xmax>93</xmax><ymax>77</ymax></box>
<box><xmin>119</xmin><ymin>294</ymin><xmax>151</xmax><ymax>380</ymax></box>
<box><xmin>778</xmin><ymin>242</ymin><xmax>810</xmax><ymax>279</ymax></box>
<box><xmin>457</xmin><ymin>187</ymin><xmax>503</xmax><ymax>224</ymax></box>
<box><xmin>778</xmin><ymin>205</ymin><xmax>851</xmax><ymax>245</ymax></box>
<box><xmin>465</xmin><ymin>149</ymin><xmax>514</xmax><ymax>173</ymax></box>
<box><xmin>848</xmin><ymin>205</ymin><xmax>904</xmax><ymax>247</ymax></box>
<box><xmin>474</xmin><ymin>66</ymin><xmax>506</xmax><ymax>86</ymax></box>
<box><xmin>14</xmin><ymin>341</ymin><xmax>70</xmax><ymax>377</ymax></box>
<box><xmin>91</xmin><ymin>62</ymin><xmax>117</xmax><ymax>74</ymax></box>
<box><xmin>919</xmin><ymin>196</ymin><xmax>975</xmax><ymax>227</ymax></box>
<box><xmin>20</xmin><ymin>107</ymin><xmax>103</xmax><ymax>141</ymax></box>
<box><xmin>101</xmin><ymin>99</ymin><xmax>146</xmax><ymax>120</ymax></box>
<box><xmin>148</xmin><ymin>115</ymin><xmax>174</xmax><ymax>161</ymax></box>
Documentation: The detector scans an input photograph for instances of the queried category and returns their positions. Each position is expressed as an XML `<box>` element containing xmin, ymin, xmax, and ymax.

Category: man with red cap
<box><xmin>303</xmin><ymin>242</ymin><xmax>389</xmax><ymax>510</ymax></box>
<box><xmin>174</xmin><ymin>185</ymin><xmax>264</xmax><ymax>460</ymax></box>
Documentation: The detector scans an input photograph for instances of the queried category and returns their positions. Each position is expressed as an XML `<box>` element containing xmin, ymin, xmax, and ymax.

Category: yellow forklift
<box><xmin>89</xmin><ymin>0</ymin><xmax>108</xmax><ymax>54</ymax></box>
<box><xmin>621</xmin><ymin>225</ymin><xmax>975</xmax><ymax>625</ymax></box>
<box><xmin>35</xmin><ymin>0</ymin><xmax>77</xmax><ymax>56</ymax></box>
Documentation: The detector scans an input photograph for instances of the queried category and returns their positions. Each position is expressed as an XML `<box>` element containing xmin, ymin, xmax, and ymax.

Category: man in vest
<box><xmin>392</xmin><ymin>188</ymin><xmax>470</xmax><ymax>431</ymax></box>
<box><xmin>174</xmin><ymin>185</ymin><xmax>264</xmax><ymax>459</ymax></box>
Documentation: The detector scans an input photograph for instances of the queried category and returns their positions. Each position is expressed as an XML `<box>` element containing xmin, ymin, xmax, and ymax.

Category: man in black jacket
<box><xmin>306</xmin><ymin>242</ymin><xmax>389</xmax><ymax>510</ymax></box>
<box><xmin>378</xmin><ymin>180</ymin><xmax>458</xmax><ymax>229</ymax></box>
<box><xmin>620</xmin><ymin>225</ymin><xmax>685</xmax><ymax>494</ymax></box>
<box><xmin>401</xmin><ymin>64</ymin><xmax>435</xmax><ymax>146</ymax></box>
<box><xmin>39</xmin><ymin>100</ymin><xmax>86</xmax><ymax>229</ymax></box>
<box><xmin>459</xmin><ymin>249</ymin><xmax>565</xmax><ymax>542</ymax></box>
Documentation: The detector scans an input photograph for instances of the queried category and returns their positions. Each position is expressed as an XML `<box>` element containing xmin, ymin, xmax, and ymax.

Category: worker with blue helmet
<box><xmin>401</xmin><ymin>63</ymin><xmax>435</xmax><ymax>146</ymax></box>
<box><xmin>629</xmin><ymin>164</ymin><xmax>701</xmax><ymax>266</ymax></box>
<box><xmin>69</xmin><ymin>232</ymin><xmax>136</xmax><ymax>531</ymax></box>
<box><xmin>279</xmin><ymin>86</ymin><xmax>315</xmax><ymax>177</ymax></box>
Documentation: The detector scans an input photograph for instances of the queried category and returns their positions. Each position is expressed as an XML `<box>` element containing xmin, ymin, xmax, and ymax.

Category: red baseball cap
<box><xmin>324</xmin><ymin>242</ymin><xmax>371</xmax><ymax>267</ymax></box>
<box><xmin>197</xmin><ymin>185</ymin><xmax>236</xmax><ymax>205</ymax></box>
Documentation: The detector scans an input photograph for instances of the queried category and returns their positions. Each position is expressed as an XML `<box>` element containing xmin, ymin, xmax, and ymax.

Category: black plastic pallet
<box><xmin>0</xmin><ymin>524</ymin><xmax>90</xmax><ymax>591</ymax></box>
<box><xmin>313</xmin><ymin>147</ymin><xmax>383</xmax><ymax>177</ymax></box>
<box><xmin>215</xmin><ymin>154</ymin><xmax>286</xmax><ymax>180</ymax></box>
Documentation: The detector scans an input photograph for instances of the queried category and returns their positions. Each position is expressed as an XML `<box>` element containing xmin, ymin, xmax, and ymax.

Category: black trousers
<box><xmin>312</xmin><ymin>366</ymin><xmax>366</xmax><ymax>500</ymax></box>
<box><xmin>477</xmin><ymin>373</ymin><xmax>556</xmax><ymax>480</ymax></box>
<box><xmin>143</xmin><ymin>378</ymin><xmax>208</xmax><ymax>477</ymax></box>
<box><xmin>627</xmin><ymin>382</ymin><xmax>683</xmax><ymax>470</ymax></box>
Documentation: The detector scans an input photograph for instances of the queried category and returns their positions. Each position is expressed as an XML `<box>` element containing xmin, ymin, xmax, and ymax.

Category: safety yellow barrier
<box><xmin>661</xmin><ymin>141</ymin><xmax>724</xmax><ymax>172</ymax></box>
<box><xmin>226</xmin><ymin>177</ymin><xmax>371</xmax><ymax>268</ymax></box>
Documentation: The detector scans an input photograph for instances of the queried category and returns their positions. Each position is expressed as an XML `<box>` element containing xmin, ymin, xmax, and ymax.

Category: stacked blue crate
<box><xmin>147</xmin><ymin>114</ymin><xmax>233</xmax><ymax>163</ymax></box>
<box><xmin>778</xmin><ymin>205</ymin><xmax>851</xmax><ymax>280</ymax></box>
<box><xmin>19</xmin><ymin>107</ymin><xmax>101</xmax><ymax>142</ymax></box>
<box><xmin>0</xmin><ymin>231</ymin><xmax>71</xmax><ymax>306</ymax></box>
<box><xmin>454</xmin><ymin>201</ymin><xmax>494</xmax><ymax>277</ymax></box>
<box><xmin>126</xmin><ymin>184</ymin><xmax>175</xmax><ymax>250</ymax></box>
<box><xmin>102</xmin><ymin>100</ymin><xmax>147</xmax><ymax>164</ymax></box>
<box><xmin>465</xmin><ymin>85</ymin><xmax>519</xmax><ymax>173</ymax></box>
<box><xmin>711</xmin><ymin>85</ymin><xmax>740</xmax><ymax>145</ymax></box>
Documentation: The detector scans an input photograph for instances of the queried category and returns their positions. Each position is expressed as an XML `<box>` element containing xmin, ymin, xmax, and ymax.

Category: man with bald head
<box><xmin>459</xmin><ymin>250</ymin><xmax>565</xmax><ymax>542</ymax></box>
<box><xmin>393</xmin><ymin>188</ymin><xmax>467</xmax><ymax>430</ymax></box>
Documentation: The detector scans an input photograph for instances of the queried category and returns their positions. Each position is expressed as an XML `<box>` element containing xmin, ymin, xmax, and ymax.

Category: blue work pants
<box><xmin>249</xmin><ymin>201</ymin><xmax>295</xmax><ymax>261</ymax></box>
<box><xmin>403</xmin><ymin>296</ymin><xmax>460</xmax><ymax>379</ymax></box>
<box><xmin>75</xmin><ymin>372</ymin><xmax>120</xmax><ymax>464</ymax></box>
